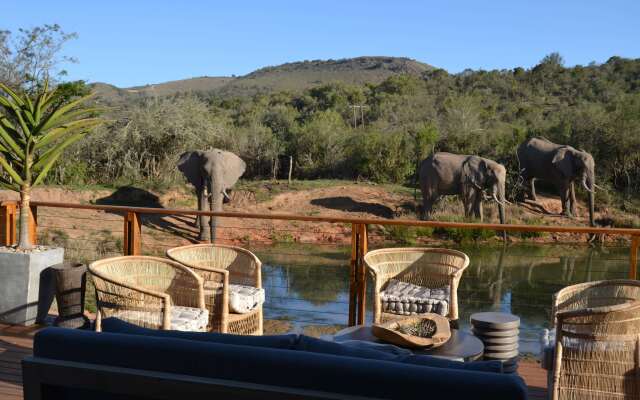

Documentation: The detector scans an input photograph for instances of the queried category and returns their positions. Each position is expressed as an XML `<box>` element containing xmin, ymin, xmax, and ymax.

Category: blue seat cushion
<box><xmin>296</xmin><ymin>336</ymin><xmax>503</xmax><ymax>373</ymax></box>
<box><xmin>100</xmin><ymin>317</ymin><xmax>298</xmax><ymax>350</ymax></box>
<box><xmin>34</xmin><ymin>328</ymin><xmax>528</xmax><ymax>399</ymax></box>
<box><xmin>401</xmin><ymin>354</ymin><xmax>504</xmax><ymax>373</ymax></box>
<box><xmin>294</xmin><ymin>334</ymin><xmax>401</xmax><ymax>361</ymax></box>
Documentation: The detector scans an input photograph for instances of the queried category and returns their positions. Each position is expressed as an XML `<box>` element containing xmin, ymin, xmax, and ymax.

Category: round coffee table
<box><xmin>330</xmin><ymin>325</ymin><xmax>484</xmax><ymax>362</ymax></box>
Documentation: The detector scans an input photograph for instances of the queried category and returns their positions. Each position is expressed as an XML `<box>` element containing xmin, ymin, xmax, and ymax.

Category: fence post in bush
<box><xmin>630</xmin><ymin>236</ymin><xmax>639</xmax><ymax>279</ymax></box>
<box><xmin>124</xmin><ymin>211</ymin><xmax>141</xmax><ymax>255</ymax></box>
<box><xmin>28</xmin><ymin>205</ymin><xmax>38</xmax><ymax>245</ymax></box>
<box><xmin>0</xmin><ymin>201</ymin><xmax>17</xmax><ymax>246</ymax></box>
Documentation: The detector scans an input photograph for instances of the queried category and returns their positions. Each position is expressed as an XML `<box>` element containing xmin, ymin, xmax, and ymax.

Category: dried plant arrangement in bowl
<box><xmin>372</xmin><ymin>314</ymin><xmax>451</xmax><ymax>349</ymax></box>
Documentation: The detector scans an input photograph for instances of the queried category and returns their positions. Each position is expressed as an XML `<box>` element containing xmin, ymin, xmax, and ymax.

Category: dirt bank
<box><xmin>0</xmin><ymin>182</ymin><xmax>632</xmax><ymax>250</ymax></box>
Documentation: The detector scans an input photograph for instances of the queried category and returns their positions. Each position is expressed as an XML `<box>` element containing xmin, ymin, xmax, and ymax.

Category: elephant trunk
<box><xmin>209</xmin><ymin>179</ymin><xmax>224</xmax><ymax>243</ymax></box>
<box><xmin>492</xmin><ymin>183</ymin><xmax>507</xmax><ymax>223</ymax></box>
<box><xmin>493</xmin><ymin>182</ymin><xmax>507</xmax><ymax>240</ymax></box>
<box><xmin>584</xmin><ymin>173</ymin><xmax>595</xmax><ymax>227</ymax></box>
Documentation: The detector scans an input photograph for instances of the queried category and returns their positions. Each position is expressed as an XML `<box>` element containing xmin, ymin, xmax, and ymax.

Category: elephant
<box><xmin>177</xmin><ymin>149</ymin><xmax>246</xmax><ymax>241</ymax></box>
<box><xmin>517</xmin><ymin>137</ymin><xmax>595</xmax><ymax>226</ymax></box>
<box><xmin>418</xmin><ymin>152</ymin><xmax>508</xmax><ymax>226</ymax></box>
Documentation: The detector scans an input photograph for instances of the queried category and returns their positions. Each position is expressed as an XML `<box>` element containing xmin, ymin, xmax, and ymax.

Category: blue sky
<box><xmin>3</xmin><ymin>1</ymin><xmax>639</xmax><ymax>87</ymax></box>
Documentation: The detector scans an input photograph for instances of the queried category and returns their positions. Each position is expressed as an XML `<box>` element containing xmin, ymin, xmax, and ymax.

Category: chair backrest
<box><xmin>166</xmin><ymin>244</ymin><xmax>261</xmax><ymax>287</ymax></box>
<box><xmin>364</xmin><ymin>247</ymin><xmax>469</xmax><ymax>288</ymax></box>
<box><xmin>552</xmin><ymin>280</ymin><xmax>640</xmax><ymax>400</ymax></box>
<box><xmin>90</xmin><ymin>256</ymin><xmax>192</xmax><ymax>293</ymax></box>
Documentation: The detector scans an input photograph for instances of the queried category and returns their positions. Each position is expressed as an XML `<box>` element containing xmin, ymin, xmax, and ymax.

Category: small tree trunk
<box><xmin>288</xmin><ymin>156</ymin><xmax>293</xmax><ymax>185</ymax></box>
<box><xmin>18</xmin><ymin>184</ymin><xmax>32</xmax><ymax>249</ymax></box>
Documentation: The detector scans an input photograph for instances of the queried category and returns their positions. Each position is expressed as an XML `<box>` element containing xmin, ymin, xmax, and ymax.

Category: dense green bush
<box><xmin>39</xmin><ymin>54</ymin><xmax>640</xmax><ymax>202</ymax></box>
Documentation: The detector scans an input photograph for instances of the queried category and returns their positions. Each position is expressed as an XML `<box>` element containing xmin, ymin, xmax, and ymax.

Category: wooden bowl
<box><xmin>372</xmin><ymin>314</ymin><xmax>451</xmax><ymax>349</ymax></box>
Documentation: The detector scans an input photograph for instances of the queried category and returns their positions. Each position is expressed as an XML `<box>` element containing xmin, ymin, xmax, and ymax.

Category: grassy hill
<box><xmin>91</xmin><ymin>56</ymin><xmax>432</xmax><ymax>101</ymax></box>
<box><xmin>125</xmin><ymin>76</ymin><xmax>234</xmax><ymax>97</ymax></box>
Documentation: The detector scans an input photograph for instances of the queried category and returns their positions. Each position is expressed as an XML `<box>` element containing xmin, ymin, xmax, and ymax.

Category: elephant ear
<box><xmin>177</xmin><ymin>151</ymin><xmax>204</xmax><ymax>189</ymax></box>
<box><xmin>461</xmin><ymin>156</ymin><xmax>486</xmax><ymax>190</ymax></box>
<box><xmin>552</xmin><ymin>148</ymin><xmax>573</xmax><ymax>178</ymax></box>
<box><xmin>221</xmin><ymin>151</ymin><xmax>247</xmax><ymax>189</ymax></box>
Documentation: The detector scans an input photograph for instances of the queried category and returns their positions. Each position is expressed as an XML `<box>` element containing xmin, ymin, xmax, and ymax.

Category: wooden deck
<box><xmin>0</xmin><ymin>323</ymin><xmax>548</xmax><ymax>399</ymax></box>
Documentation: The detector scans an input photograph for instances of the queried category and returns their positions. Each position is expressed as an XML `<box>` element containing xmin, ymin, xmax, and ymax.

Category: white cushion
<box><xmin>114</xmin><ymin>306</ymin><xmax>209</xmax><ymax>332</ymax></box>
<box><xmin>170</xmin><ymin>306</ymin><xmax>209</xmax><ymax>332</ymax></box>
<box><xmin>228</xmin><ymin>284</ymin><xmax>265</xmax><ymax>314</ymax></box>
<box><xmin>380</xmin><ymin>279</ymin><xmax>450</xmax><ymax>316</ymax></box>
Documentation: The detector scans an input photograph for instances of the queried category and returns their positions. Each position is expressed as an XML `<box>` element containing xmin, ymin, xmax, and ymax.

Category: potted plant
<box><xmin>0</xmin><ymin>81</ymin><xmax>104</xmax><ymax>325</ymax></box>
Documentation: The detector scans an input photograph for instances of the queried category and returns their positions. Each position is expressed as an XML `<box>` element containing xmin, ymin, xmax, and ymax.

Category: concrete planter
<box><xmin>0</xmin><ymin>247</ymin><xmax>64</xmax><ymax>325</ymax></box>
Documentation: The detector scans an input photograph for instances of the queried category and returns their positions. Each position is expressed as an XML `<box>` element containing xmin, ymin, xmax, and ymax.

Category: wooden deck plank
<box><xmin>0</xmin><ymin>324</ymin><xmax>549</xmax><ymax>400</ymax></box>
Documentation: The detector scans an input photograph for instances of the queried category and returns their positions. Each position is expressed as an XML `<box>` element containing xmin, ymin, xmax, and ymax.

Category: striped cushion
<box><xmin>381</xmin><ymin>279</ymin><xmax>450</xmax><ymax>316</ymax></box>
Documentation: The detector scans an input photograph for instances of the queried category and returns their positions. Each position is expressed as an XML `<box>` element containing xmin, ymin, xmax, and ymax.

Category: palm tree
<box><xmin>0</xmin><ymin>81</ymin><xmax>104</xmax><ymax>249</ymax></box>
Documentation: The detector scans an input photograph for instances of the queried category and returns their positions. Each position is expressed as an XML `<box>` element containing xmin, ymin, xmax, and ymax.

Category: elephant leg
<box><xmin>198</xmin><ymin>187</ymin><xmax>210</xmax><ymax>241</ymax></box>
<box><xmin>529</xmin><ymin>179</ymin><xmax>538</xmax><ymax>201</ymax></box>
<box><xmin>422</xmin><ymin>195</ymin><xmax>435</xmax><ymax>220</ymax></box>
<box><xmin>558</xmin><ymin>184</ymin><xmax>572</xmax><ymax>217</ymax></box>
<box><xmin>473</xmin><ymin>193</ymin><xmax>483</xmax><ymax>222</ymax></box>
<box><xmin>569</xmin><ymin>182</ymin><xmax>578</xmax><ymax>216</ymax></box>
<box><xmin>195</xmin><ymin>188</ymin><xmax>202</xmax><ymax>228</ymax></box>
<box><xmin>462</xmin><ymin>195</ymin><xmax>473</xmax><ymax>218</ymax></box>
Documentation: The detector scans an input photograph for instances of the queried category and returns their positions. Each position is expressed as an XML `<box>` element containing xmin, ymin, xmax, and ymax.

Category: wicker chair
<box><xmin>89</xmin><ymin>256</ymin><xmax>207</xmax><ymax>332</ymax></box>
<box><xmin>364</xmin><ymin>247</ymin><xmax>469</xmax><ymax>324</ymax></box>
<box><xmin>166</xmin><ymin>244</ymin><xmax>263</xmax><ymax>335</ymax></box>
<box><xmin>549</xmin><ymin>279</ymin><xmax>640</xmax><ymax>400</ymax></box>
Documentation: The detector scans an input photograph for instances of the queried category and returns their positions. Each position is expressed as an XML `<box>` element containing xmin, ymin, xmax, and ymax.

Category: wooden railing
<box><xmin>2</xmin><ymin>199</ymin><xmax>640</xmax><ymax>326</ymax></box>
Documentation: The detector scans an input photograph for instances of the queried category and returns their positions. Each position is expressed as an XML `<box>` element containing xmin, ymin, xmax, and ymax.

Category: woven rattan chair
<box><xmin>549</xmin><ymin>279</ymin><xmax>640</xmax><ymax>400</ymax></box>
<box><xmin>166</xmin><ymin>244</ymin><xmax>263</xmax><ymax>335</ymax></box>
<box><xmin>364</xmin><ymin>247</ymin><xmax>469</xmax><ymax>324</ymax></box>
<box><xmin>89</xmin><ymin>256</ymin><xmax>207</xmax><ymax>332</ymax></box>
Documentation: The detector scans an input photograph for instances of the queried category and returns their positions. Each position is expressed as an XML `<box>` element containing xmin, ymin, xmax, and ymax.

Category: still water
<box><xmin>254</xmin><ymin>244</ymin><xmax>630</xmax><ymax>355</ymax></box>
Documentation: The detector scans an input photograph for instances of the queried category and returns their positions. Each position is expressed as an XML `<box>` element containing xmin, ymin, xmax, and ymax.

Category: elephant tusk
<box><xmin>492</xmin><ymin>193</ymin><xmax>508</xmax><ymax>206</ymax></box>
<box><xmin>593</xmin><ymin>183</ymin><xmax>608</xmax><ymax>191</ymax></box>
<box><xmin>582</xmin><ymin>179</ymin><xmax>595</xmax><ymax>193</ymax></box>
<box><xmin>222</xmin><ymin>189</ymin><xmax>231</xmax><ymax>200</ymax></box>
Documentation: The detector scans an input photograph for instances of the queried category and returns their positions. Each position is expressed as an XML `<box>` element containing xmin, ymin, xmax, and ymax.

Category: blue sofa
<box><xmin>23</xmin><ymin>319</ymin><xmax>528</xmax><ymax>399</ymax></box>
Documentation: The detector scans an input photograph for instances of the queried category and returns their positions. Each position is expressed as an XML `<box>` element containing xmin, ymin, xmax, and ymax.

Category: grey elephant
<box><xmin>517</xmin><ymin>137</ymin><xmax>595</xmax><ymax>226</ymax></box>
<box><xmin>178</xmin><ymin>149</ymin><xmax>246</xmax><ymax>241</ymax></box>
<box><xmin>419</xmin><ymin>152</ymin><xmax>508</xmax><ymax>226</ymax></box>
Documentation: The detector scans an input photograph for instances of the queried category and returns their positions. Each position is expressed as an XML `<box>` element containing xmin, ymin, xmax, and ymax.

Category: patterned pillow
<box><xmin>229</xmin><ymin>284</ymin><xmax>265</xmax><ymax>314</ymax></box>
<box><xmin>380</xmin><ymin>279</ymin><xmax>450</xmax><ymax>316</ymax></box>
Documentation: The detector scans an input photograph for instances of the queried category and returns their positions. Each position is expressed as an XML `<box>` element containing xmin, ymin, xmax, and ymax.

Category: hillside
<box><xmin>216</xmin><ymin>56</ymin><xmax>433</xmax><ymax>97</ymax></box>
<box><xmin>92</xmin><ymin>56</ymin><xmax>432</xmax><ymax>101</ymax></box>
<box><xmin>125</xmin><ymin>76</ymin><xmax>234</xmax><ymax>97</ymax></box>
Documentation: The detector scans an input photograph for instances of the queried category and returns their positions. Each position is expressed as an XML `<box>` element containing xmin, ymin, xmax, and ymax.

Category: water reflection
<box><xmin>254</xmin><ymin>244</ymin><xmax>629</xmax><ymax>354</ymax></box>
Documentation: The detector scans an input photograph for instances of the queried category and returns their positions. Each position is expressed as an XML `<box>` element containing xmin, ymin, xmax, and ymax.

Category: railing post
<box><xmin>29</xmin><ymin>205</ymin><xmax>38</xmax><ymax>245</ymax></box>
<box><xmin>348</xmin><ymin>223</ymin><xmax>359</xmax><ymax>326</ymax></box>
<box><xmin>630</xmin><ymin>236</ymin><xmax>639</xmax><ymax>280</ymax></box>
<box><xmin>356</xmin><ymin>224</ymin><xmax>368</xmax><ymax>325</ymax></box>
<box><xmin>0</xmin><ymin>201</ymin><xmax>17</xmax><ymax>246</ymax></box>
<box><xmin>124</xmin><ymin>211</ymin><xmax>141</xmax><ymax>255</ymax></box>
